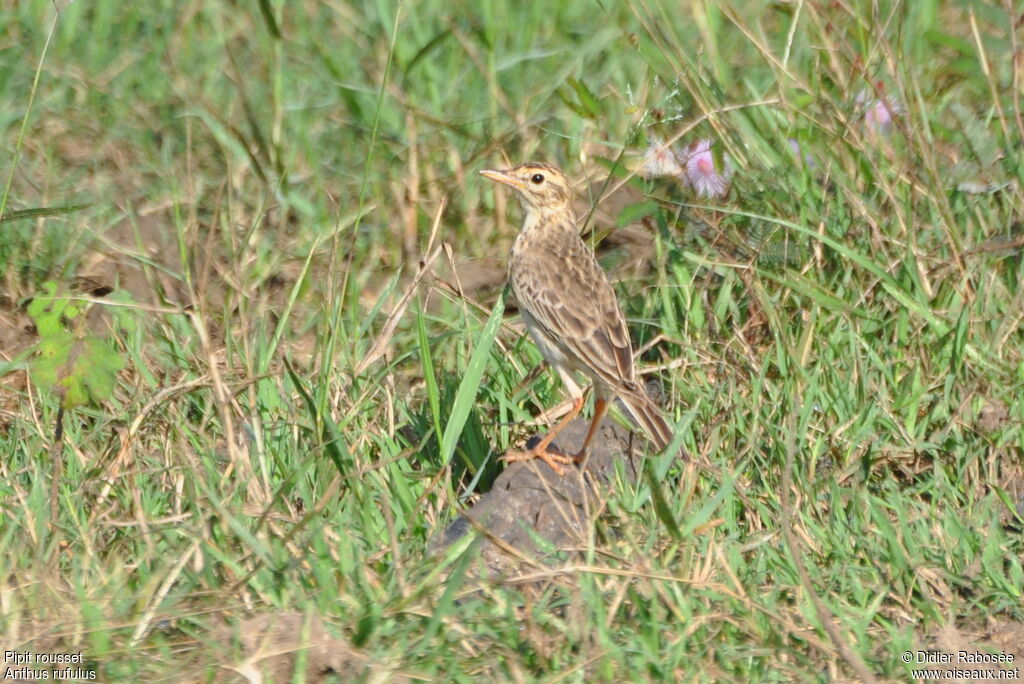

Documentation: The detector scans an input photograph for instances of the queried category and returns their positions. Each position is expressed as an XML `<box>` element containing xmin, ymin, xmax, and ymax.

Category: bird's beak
<box><xmin>480</xmin><ymin>168</ymin><xmax>523</xmax><ymax>191</ymax></box>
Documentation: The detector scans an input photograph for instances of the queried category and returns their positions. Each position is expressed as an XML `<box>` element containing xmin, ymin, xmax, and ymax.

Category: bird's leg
<box><xmin>504</xmin><ymin>396</ymin><xmax>585</xmax><ymax>474</ymax></box>
<box><xmin>573</xmin><ymin>396</ymin><xmax>610</xmax><ymax>463</ymax></box>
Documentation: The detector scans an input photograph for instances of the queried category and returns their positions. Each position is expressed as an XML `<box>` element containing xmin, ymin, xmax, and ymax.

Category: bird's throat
<box><xmin>519</xmin><ymin>207</ymin><xmax>577</xmax><ymax>237</ymax></box>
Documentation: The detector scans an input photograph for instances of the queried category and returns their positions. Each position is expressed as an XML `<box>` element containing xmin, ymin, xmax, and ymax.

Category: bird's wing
<box><xmin>512</xmin><ymin>234</ymin><xmax>637</xmax><ymax>390</ymax></box>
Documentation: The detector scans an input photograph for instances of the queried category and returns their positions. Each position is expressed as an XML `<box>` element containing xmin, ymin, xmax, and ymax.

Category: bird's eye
<box><xmin>530</xmin><ymin>173</ymin><xmax>545</xmax><ymax>184</ymax></box>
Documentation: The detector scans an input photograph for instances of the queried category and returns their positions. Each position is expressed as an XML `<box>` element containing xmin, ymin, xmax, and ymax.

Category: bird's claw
<box><xmin>502</xmin><ymin>447</ymin><xmax>579</xmax><ymax>475</ymax></box>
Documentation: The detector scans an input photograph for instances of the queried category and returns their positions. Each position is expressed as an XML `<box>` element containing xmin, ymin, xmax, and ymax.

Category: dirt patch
<box><xmin>216</xmin><ymin>611</ymin><xmax>410</xmax><ymax>683</ymax></box>
<box><xmin>976</xmin><ymin>398</ymin><xmax>1012</xmax><ymax>434</ymax></box>
<box><xmin>0</xmin><ymin>301</ymin><xmax>34</xmax><ymax>390</ymax></box>
<box><xmin>924</xmin><ymin>620</ymin><xmax>1023</xmax><ymax>680</ymax></box>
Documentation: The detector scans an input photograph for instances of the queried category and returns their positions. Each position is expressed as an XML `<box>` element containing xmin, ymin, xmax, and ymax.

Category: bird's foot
<box><xmin>503</xmin><ymin>445</ymin><xmax>579</xmax><ymax>475</ymax></box>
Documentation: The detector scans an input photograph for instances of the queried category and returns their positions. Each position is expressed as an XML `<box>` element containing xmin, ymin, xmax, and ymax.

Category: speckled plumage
<box><xmin>480</xmin><ymin>162</ymin><xmax>675</xmax><ymax>471</ymax></box>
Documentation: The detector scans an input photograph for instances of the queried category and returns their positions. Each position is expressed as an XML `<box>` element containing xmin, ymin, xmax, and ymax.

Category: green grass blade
<box><xmin>439</xmin><ymin>296</ymin><xmax>505</xmax><ymax>466</ymax></box>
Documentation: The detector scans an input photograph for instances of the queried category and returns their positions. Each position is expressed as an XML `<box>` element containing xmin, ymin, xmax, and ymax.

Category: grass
<box><xmin>1</xmin><ymin>0</ymin><xmax>1022</xmax><ymax>681</ymax></box>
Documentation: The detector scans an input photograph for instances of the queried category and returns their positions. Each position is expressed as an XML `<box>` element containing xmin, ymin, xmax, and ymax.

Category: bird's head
<box><xmin>480</xmin><ymin>162</ymin><xmax>573</xmax><ymax>214</ymax></box>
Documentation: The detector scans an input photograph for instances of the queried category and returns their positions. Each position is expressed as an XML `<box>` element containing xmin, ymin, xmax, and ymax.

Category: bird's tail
<box><xmin>619</xmin><ymin>389</ymin><xmax>684</xmax><ymax>458</ymax></box>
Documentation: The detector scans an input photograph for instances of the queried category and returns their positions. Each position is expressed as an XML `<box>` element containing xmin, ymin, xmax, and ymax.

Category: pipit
<box><xmin>481</xmin><ymin>162</ymin><xmax>677</xmax><ymax>473</ymax></box>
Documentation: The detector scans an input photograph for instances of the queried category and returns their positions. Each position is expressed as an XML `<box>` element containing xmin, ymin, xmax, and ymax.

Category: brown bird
<box><xmin>480</xmin><ymin>162</ymin><xmax>676</xmax><ymax>473</ymax></box>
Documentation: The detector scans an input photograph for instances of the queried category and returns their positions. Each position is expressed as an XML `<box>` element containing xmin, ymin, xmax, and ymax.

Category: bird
<box><xmin>480</xmin><ymin>162</ymin><xmax>677</xmax><ymax>473</ymax></box>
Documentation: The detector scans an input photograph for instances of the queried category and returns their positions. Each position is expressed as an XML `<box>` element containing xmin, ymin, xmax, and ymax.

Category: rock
<box><xmin>433</xmin><ymin>417</ymin><xmax>645</xmax><ymax>578</ymax></box>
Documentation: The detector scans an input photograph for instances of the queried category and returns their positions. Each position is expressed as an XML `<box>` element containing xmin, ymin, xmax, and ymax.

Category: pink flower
<box><xmin>856</xmin><ymin>90</ymin><xmax>902</xmax><ymax>135</ymax></box>
<box><xmin>640</xmin><ymin>137</ymin><xmax>683</xmax><ymax>178</ymax></box>
<box><xmin>788</xmin><ymin>138</ymin><xmax>815</xmax><ymax>168</ymax></box>
<box><xmin>680</xmin><ymin>139</ymin><xmax>732</xmax><ymax>198</ymax></box>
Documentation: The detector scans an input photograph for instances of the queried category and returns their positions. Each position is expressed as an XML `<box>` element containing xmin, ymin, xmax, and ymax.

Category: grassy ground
<box><xmin>1</xmin><ymin>0</ymin><xmax>1022</xmax><ymax>681</ymax></box>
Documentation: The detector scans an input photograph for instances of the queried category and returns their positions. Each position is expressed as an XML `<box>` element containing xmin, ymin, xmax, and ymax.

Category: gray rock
<box><xmin>433</xmin><ymin>417</ymin><xmax>645</xmax><ymax>577</ymax></box>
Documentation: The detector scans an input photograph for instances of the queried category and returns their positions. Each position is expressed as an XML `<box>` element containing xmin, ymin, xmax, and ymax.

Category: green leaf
<box><xmin>404</xmin><ymin>29</ymin><xmax>453</xmax><ymax>79</ymax></box>
<box><xmin>644</xmin><ymin>460</ymin><xmax>682</xmax><ymax>541</ymax></box>
<box><xmin>566</xmin><ymin>77</ymin><xmax>602</xmax><ymax>119</ymax></box>
<box><xmin>417</xmin><ymin>308</ymin><xmax>444</xmax><ymax>447</ymax></box>
<box><xmin>285</xmin><ymin>358</ymin><xmax>351</xmax><ymax>476</ymax></box>
<box><xmin>924</xmin><ymin>30</ymin><xmax>973</xmax><ymax>58</ymax></box>
<box><xmin>26</xmin><ymin>282</ymin><xmax>125</xmax><ymax>409</ymax></box>
<box><xmin>255</xmin><ymin>0</ymin><xmax>281</xmax><ymax>39</ymax></box>
<box><xmin>617</xmin><ymin>200</ymin><xmax>659</xmax><ymax>227</ymax></box>
<box><xmin>0</xmin><ymin>203</ymin><xmax>91</xmax><ymax>223</ymax></box>
<box><xmin>439</xmin><ymin>295</ymin><xmax>505</xmax><ymax>466</ymax></box>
